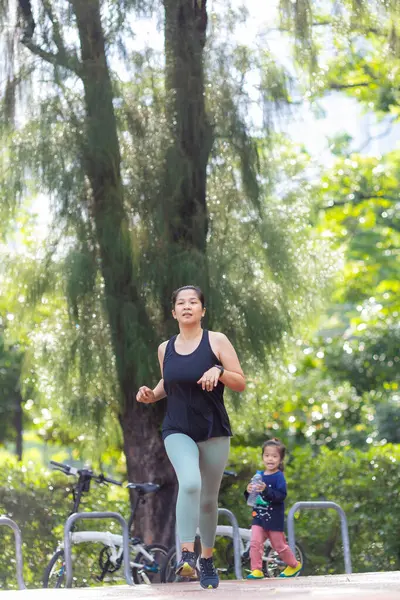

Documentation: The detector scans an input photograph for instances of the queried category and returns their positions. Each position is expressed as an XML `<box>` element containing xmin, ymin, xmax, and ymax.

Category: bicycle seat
<box><xmin>126</xmin><ymin>482</ymin><xmax>160</xmax><ymax>494</ymax></box>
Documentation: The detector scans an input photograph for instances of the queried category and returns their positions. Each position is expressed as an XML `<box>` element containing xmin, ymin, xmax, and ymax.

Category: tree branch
<box><xmin>42</xmin><ymin>0</ymin><xmax>66</xmax><ymax>55</ymax></box>
<box><xmin>18</xmin><ymin>0</ymin><xmax>82</xmax><ymax>75</ymax></box>
<box><xmin>18</xmin><ymin>0</ymin><xmax>35</xmax><ymax>42</ymax></box>
<box><xmin>22</xmin><ymin>39</ymin><xmax>82</xmax><ymax>75</ymax></box>
<box><xmin>263</xmin><ymin>20</ymin><xmax>333</xmax><ymax>34</ymax></box>
<box><xmin>329</xmin><ymin>81</ymin><xmax>371</xmax><ymax>90</ymax></box>
<box><xmin>327</xmin><ymin>193</ymin><xmax>399</xmax><ymax>208</ymax></box>
<box><xmin>356</xmin><ymin>116</ymin><xmax>397</xmax><ymax>153</ymax></box>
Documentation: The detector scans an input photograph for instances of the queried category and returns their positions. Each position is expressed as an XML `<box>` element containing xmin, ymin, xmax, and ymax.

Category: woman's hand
<box><xmin>197</xmin><ymin>366</ymin><xmax>222</xmax><ymax>392</ymax></box>
<box><xmin>136</xmin><ymin>386</ymin><xmax>156</xmax><ymax>404</ymax></box>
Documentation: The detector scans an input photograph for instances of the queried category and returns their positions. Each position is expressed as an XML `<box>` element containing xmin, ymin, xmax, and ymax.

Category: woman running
<box><xmin>136</xmin><ymin>285</ymin><xmax>245</xmax><ymax>589</ymax></box>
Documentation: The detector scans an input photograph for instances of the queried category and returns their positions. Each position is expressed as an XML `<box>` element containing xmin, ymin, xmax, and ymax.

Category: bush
<box><xmin>220</xmin><ymin>443</ymin><xmax>400</xmax><ymax>575</ymax></box>
<box><xmin>0</xmin><ymin>455</ymin><xmax>128</xmax><ymax>590</ymax></box>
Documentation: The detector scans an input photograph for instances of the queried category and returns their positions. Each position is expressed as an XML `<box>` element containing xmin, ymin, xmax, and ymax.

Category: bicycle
<box><xmin>43</xmin><ymin>460</ymin><xmax>168</xmax><ymax>587</ymax></box>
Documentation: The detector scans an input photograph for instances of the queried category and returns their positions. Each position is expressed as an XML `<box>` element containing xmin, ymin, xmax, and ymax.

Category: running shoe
<box><xmin>197</xmin><ymin>556</ymin><xmax>219</xmax><ymax>589</ymax></box>
<box><xmin>175</xmin><ymin>548</ymin><xmax>197</xmax><ymax>578</ymax></box>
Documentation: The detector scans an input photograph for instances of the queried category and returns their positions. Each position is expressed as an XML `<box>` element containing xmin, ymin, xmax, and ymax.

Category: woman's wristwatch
<box><xmin>214</xmin><ymin>364</ymin><xmax>225</xmax><ymax>378</ymax></box>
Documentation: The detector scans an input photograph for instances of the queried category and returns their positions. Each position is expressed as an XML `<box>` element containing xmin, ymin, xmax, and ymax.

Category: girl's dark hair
<box><xmin>262</xmin><ymin>438</ymin><xmax>286</xmax><ymax>471</ymax></box>
<box><xmin>171</xmin><ymin>285</ymin><xmax>205</xmax><ymax>308</ymax></box>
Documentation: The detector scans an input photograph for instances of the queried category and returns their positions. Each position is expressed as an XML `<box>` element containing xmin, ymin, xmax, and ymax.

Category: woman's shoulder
<box><xmin>208</xmin><ymin>331</ymin><xmax>229</xmax><ymax>344</ymax></box>
<box><xmin>207</xmin><ymin>331</ymin><xmax>230</xmax><ymax>359</ymax></box>
<box><xmin>158</xmin><ymin>340</ymin><xmax>170</xmax><ymax>359</ymax></box>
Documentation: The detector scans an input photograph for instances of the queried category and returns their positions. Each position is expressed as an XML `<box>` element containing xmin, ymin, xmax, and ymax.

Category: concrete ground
<box><xmin>3</xmin><ymin>572</ymin><xmax>400</xmax><ymax>600</ymax></box>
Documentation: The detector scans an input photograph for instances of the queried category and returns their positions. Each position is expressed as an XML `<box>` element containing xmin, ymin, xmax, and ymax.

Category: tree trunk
<box><xmin>71</xmin><ymin>0</ymin><xmax>177</xmax><ymax>545</ymax></box>
<box><xmin>161</xmin><ymin>0</ymin><xmax>214</xmax><ymax>330</ymax></box>
<box><xmin>119</xmin><ymin>400</ymin><xmax>177</xmax><ymax>545</ymax></box>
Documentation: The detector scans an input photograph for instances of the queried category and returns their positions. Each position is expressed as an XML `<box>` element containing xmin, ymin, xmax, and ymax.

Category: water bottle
<box><xmin>247</xmin><ymin>473</ymin><xmax>263</xmax><ymax>507</ymax></box>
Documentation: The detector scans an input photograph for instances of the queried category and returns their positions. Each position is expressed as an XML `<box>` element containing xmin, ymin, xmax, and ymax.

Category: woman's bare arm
<box><xmin>136</xmin><ymin>342</ymin><xmax>167</xmax><ymax>403</ymax></box>
<box><xmin>209</xmin><ymin>332</ymin><xmax>246</xmax><ymax>392</ymax></box>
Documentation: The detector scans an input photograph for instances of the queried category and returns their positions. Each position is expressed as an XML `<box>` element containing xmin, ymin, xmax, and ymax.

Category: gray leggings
<box><xmin>164</xmin><ymin>434</ymin><xmax>230</xmax><ymax>548</ymax></box>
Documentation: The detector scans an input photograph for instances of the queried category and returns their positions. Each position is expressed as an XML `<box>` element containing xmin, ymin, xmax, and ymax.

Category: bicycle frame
<box><xmin>57</xmin><ymin>531</ymin><xmax>158</xmax><ymax>570</ymax></box>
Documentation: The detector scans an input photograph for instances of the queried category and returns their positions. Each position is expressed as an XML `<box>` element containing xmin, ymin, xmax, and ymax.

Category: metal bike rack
<box><xmin>0</xmin><ymin>516</ymin><xmax>27</xmax><ymax>590</ymax></box>
<box><xmin>64</xmin><ymin>511</ymin><xmax>134</xmax><ymax>587</ymax></box>
<box><xmin>175</xmin><ymin>507</ymin><xmax>242</xmax><ymax>580</ymax></box>
<box><xmin>287</xmin><ymin>501</ymin><xmax>352</xmax><ymax>574</ymax></box>
<box><xmin>217</xmin><ymin>508</ymin><xmax>242</xmax><ymax>579</ymax></box>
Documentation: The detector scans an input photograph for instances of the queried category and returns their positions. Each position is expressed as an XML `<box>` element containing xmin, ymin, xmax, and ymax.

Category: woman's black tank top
<box><xmin>162</xmin><ymin>329</ymin><xmax>232</xmax><ymax>443</ymax></box>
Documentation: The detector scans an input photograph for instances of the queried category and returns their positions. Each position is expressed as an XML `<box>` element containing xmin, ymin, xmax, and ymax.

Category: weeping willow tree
<box><xmin>156</xmin><ymin>0</ymin><xmax>212</xmax><ymax>325</ymax></box>
<box><xmin>1</xmin><ymin>0</ymin><xmax>398</xmax><ymax>544</ymax></box>
<box><xmin>1</xmin><ymin>0</ymin><xmax>172</xmax><ymax>542</ymax></box>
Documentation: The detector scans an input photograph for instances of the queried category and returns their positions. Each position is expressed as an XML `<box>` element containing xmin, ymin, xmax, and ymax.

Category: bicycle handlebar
<box><xmin>223</xmin><ymin>470</ymin><xmax>237</xmax><ymax>477</ymax></box>
<box><xmin>50</xmin><ymin>460</ymin><xmax>78</xmax><ymax>476</ymax></box>
<box><xmin>50</xmin><ymin>460</ymin><xmax>70</xmax><ymax>470</ymax></box>
<box><xmin>97</xmin><ymin>473</ymin><xmax>122</xmax><ymax>486</ymax></box>
<box><xmin>49</xmin><ymin>460</ymin><xmax>122</xmax><ymax>486</ymax></box>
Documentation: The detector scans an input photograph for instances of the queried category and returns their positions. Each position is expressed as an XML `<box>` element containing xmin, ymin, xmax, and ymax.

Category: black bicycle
<box><xmin>43</xmin><ymin>460</ymin><xmax>168</xmax><ymax>587</ymax></box>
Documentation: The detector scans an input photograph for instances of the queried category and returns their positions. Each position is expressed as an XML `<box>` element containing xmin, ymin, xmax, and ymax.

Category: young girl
<box><xmin>245</xmin><ymin>438</ymin><xmax>302</xmax><ymax>579</ymax></box>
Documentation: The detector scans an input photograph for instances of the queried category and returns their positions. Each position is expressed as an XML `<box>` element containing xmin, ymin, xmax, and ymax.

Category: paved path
<box><xmin>3</xmin><ymin>572</ymin><xmax>400</xmax><ymax>599</ymax></box>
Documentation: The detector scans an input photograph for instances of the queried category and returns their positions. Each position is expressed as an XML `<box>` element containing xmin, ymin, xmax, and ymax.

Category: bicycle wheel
<box><xmin>133</xmin><ymin>543</ymin><xmax>168</xmax><ymax>584</ymax></box>
<box><xmin>160</xmin><ymin>546</ymin><xmax>177</xmax><ymax>583</ymax></box>
<box><xmin>43</xmin><ymin>547</ymin><xmax>97</xmax><ymax>588</ymax></box>
<box><xmin>43</xmin><ymin>550</ymin><xmax>66</xmax><ymax>588</ymax></box>
<box><xmin>264</xmin><ymin>541</ymin><xmax>306</xmax><ymax>578</ymax></box>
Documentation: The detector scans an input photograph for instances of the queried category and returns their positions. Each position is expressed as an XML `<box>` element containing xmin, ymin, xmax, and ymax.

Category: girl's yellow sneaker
<box><xmin>279</xmin><ymin>562</ymin><xmax>302</xmax><ymax>578</ymax></box>
<box><xmin>246</xmin><ymin>569</ymin><xmax>264</xmax><ymax>579</ymax></box>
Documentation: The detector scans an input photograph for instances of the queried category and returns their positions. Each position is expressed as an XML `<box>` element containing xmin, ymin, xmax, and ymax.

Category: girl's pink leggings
<box><xmin>250</xmin><ymin>525</ymin><xmax>298</xmax><ymax>571</ymax></box>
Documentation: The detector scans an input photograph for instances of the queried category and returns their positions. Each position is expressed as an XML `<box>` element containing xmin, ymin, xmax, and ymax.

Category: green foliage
<box><xmin>0</xmin><ymin>213</ymin><xmax>122</xmax><ymax>456</ymax></box>
<box><xmin>317</xmin><ymin>151</ymin><xmax>400</xmax><ymax>309</ymax></box>
<box><xmin>296</xmin><ymin>145</ymin><xmax>400</xmax><ymax>450</ymax></box>
<box><xmin>324</xmin><ymin>321</ymin><xmax>400</xmax><ymax>394</ymax></box>
<box><xmin>0</xmin><ymin>332</ymin><xmax>24</xmax><ymax>449</ymax></box>
<box><xmin>325</xmin><ymin>31</ymin><xmax>400</xmax><ymax>117</ymax></box>
<box><xmin>221</xmin><ymin>444</ymin><xmax>400</xmax><ymax>575</ymax></box>
<box><xmin>204</xmin><ymin>131</ymin><xmax>336</xmax><ymax>364</ymax></box>
<box><xmin>280</xmin><ymin>0</ymin><xmax>400</xmax><ymax>76</ymax></box>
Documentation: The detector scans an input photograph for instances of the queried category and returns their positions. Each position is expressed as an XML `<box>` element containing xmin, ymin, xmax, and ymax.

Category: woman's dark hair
<box><xmin>171</xmin><ymin>285</ymin><xmax>205</xmax><ymax>308</ymax></box>
<box><xmin>262</xmin><ymin>438</ymin><xmax>286</xmax><ymax>471</ymax></box>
